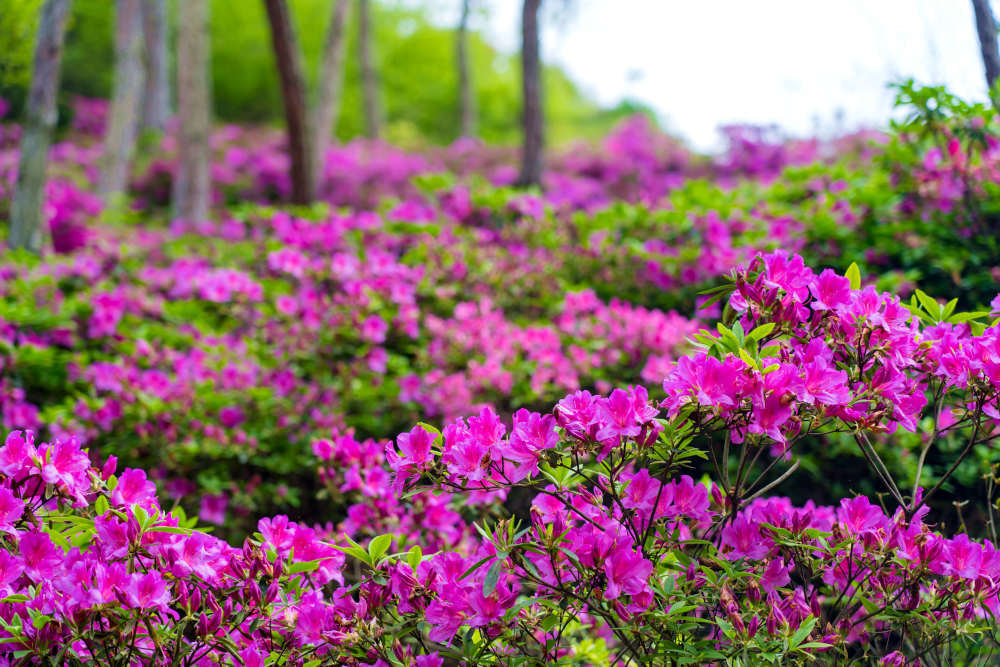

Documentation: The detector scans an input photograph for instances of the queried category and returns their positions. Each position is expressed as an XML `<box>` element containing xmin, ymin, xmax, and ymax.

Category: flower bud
<box><xmin>101</xmin><ymin>455</ymin><xmax>118</xmax><ymax>481</ymax></box>
<box><xmin>176</xmin><ymin>581</ymin><xmax>189</xmax><ymax>610</ymax></box>
<box><xmin>264</xmin><ymin>582</ymin><xmax>280</xmax><ymax>605</ymax></box>
<box><xmin>196</xmin><ymin>614</ymin><xmax>210</xmax><ymax>637</ymax></box>
<box><xmin>189</xmin><ymin>586</ymin><xmax>202</xmax><ymax>611</ymax></box>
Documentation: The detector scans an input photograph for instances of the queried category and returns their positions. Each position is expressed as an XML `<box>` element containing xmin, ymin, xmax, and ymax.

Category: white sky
<box><xmin>412</xmin><ymin>0</ymin><xmax>998</xmax><ymax>151</ymax></box>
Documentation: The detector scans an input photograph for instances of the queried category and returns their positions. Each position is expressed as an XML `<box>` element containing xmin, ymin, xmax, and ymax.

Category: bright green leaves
<box><xmin>690</xmin><ymin>320</ymin><xmax>780</xmax><ymax>372</ymax></box>
<box><xmin>845</xmin><ymin>262</ymin><xmax>861</xmax><ymax>291</ymax></box>
<box><xmin>905</xmin><ymin>287</ymin><xmax>993</xmax><ymax>332</ymax></box>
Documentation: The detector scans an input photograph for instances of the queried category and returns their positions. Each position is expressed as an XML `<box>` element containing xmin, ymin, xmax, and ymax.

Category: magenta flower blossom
<box><xmin>218</xmin><ymin>405</ymin><xmax>246</xmax><ymax>428</ymax></box>
<box><xmin>387</xmin><ymin>424</ymin><xmax>436</xmax><ymax>491</ymax></box>
<box><xmin>20</xmin><ymin>531</ymin><xmax>62</xmax><ymax>580</ymax></box>
<box><xmin>424</xmin><ymin>599</ymin><xmax>466</xmax><ymax>644</ymax></box>
<box><xmin>110</xmin><ymin>468</ymin><xmax>157</xmax><ymax>507</ymax></box>
<box><xmin>760</xmin><ymin>558</ymin><xmax>792</xmax><ymax>592</ymax></box>
<box><xmin>747</xmin><ymin>392</ymin><xmax>793</xmax><ymax>444</ymax></box>
<box><xmin>38</xmin><ymin>436</ymin><xmax>90</xmax><ymax>501</ymax></box>
<box><xmin>505</xmin><ymin>409</ymin><xmax>558</xmax><ymax>482</ymax></box>
<box><xmin>941</xmin><ymin>534</ymin><xmax>984</xmax><ymax>579</ymax></box>
<box><xmin>124</xmin><ymin>571</ymin><xmax>173</xmax><ymax>614</ymax></box>
<box><xmin>809</xmin><ymin>269</ymin><xmax>851</xmax><ymax>311</ymax></box>
<box><xmin>837</xmin><ymin>496</ymin><xmax>888</xmax><ymax>537</ymax></box>
<box><xmin>595</xmin><ymin>389</ymin><xmax>641</xmax><ymax>442</ymax></box>
<box><xmin>0</xmin><ymin>430</ymin><xmax>36</xmax><ymax>479</ymax></box>
<box><xmin>466</xmin><ymin>579</ymin><xmax>517</xmax><ymax>627</ymax></box>
<box><xmin>360</xmin><ymin>315</ymin><xmax>389</xmax><ymax>343</ymax></box>
<box><xmin>199</xmin><ymin>493</ymin><xmax>228</xmax><ymax>525</ymax></box>
<box><xmin>721</xmin><ymin>514</ymin><xmax>771</xmax><ymax>560</ymax></box>
<box><xmin>0</xmin><ymin>550</ymin><xmax>22</xmax><ymax>597</ymax></box>
<box><xmin>604</xmin><ymin>544</ymin><xmax>653</xmax><ymax>606</ymax></box>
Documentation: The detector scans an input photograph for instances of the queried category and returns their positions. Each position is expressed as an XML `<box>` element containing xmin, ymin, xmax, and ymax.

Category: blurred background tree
<box><xmin>0</xmin><ymin>0</ymin><xmax>640</xmax><ymax>146</ymax></box>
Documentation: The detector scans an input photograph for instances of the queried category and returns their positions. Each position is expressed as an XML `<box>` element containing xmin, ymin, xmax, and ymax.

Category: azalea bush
<box><xmin>3</xmin><ymin>252</ymin><xmax>1000</xmax><ymax>664</ymax></box>
<box><xmin>5</xmin><ymin>81</ymin><xmax>1000</xmax><ymax>662</ymax></box>
<box><xmin>6</xmin><ymin>86</ymin><xmax>1000</xmax><ymax>536</ymax></box>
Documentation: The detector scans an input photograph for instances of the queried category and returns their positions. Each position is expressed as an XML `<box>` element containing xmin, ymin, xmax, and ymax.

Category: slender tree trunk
<box><xmin>174</xmin><ymin>0</ymin><xmax>211</xmax><ymax>222</ymax></box>
<box><xmin>517</xmin><ymin>0</ymin><xmax>543</xmax><ymax>188</ymax></box>
<box><xmin>972</xmin><ymin>0</ymin><xmax>1000</xmax><ymax>106</ymax></box>
<box><xmin>100</xmin><ymin>0</ymin><xmax>145</xmax><ymax>199</ymax></box>
<box><xmin>264</xmin><ymin>0</ymin><xmax>315</xmax><ymax>204</ymax></box>
<box><xmin>140</xmin><ymin>0</ymin><xmax>170</xmax><ymax>131</ymax></box>
<box><xmin>9</xmin><ymin>0</ymin><xmax>72</xmax><ymax>252</ymax></box>
<box><xmin>359</xmin><ymin>0</ymin><xmax>381</xmax><ymax>139</ymax></box>
<box><xmin>457</xmin><ymin>0</ymin><xmax>476</xmax><ymax>138</ymax></box>
<box><xmin>311</xmin><ymin>0</ymin><xmax>352</xmax><ymax>189</ymax></box>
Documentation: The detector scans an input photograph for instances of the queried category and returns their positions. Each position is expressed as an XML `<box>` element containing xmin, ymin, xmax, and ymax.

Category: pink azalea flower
<box><xmin>111</xmin><ymin>469</ymin><xmax>157</xmax><ymax>507</ymax></box>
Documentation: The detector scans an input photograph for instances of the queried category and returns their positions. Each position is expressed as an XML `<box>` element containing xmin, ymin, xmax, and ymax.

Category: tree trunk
<box><xmin>359</xmin><ymin>0</ymin><xmax>381</xmax><ymax>139</ymax></box>
<box><xmin>140</xmin><ymin>0</ymin><xmax>170</xmax><ymax>131</ymax></box>
<box><xmin>264</xmin><ymin>0</ymin><xmax>315</xmax><ymax>204</ymax></box>
<box><xmin>174</xmin><ymin>0</ymin><xmax>211</xmax><ymax>222</ymax></box>
<box><xmin>311</xmin><ymin>0</ymin><xmax>352</xmax><ymax>189</ymax></box>
<box><xmin>457</xmin><ymin>0</ymin><xmax>476</xmax><ymax>138</ymax></box>
<box><xmin>517</xmin><ymin>0</ymin><xmax>543</xmax><ymax>188</ymax></box>
<box><xmin>100</xmin><ymin>0</ymin><xmax>145</xmax><ymax>199</ymax></box>
<box><xmin>972</xmin><ymin>0</ymin><xmax>1000</xmax><ymax>106</ymax></box>
<box><xmin>9</xmin><ymin>0</ymin><xmax>73</xmax><ymax>253</ymax></box>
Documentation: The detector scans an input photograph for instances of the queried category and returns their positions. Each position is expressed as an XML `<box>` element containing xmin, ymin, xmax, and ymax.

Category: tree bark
<box><xmin>517</xmin><ymin>0</ymin><xmax>543</xmax><ymax>188</ymax></box>
<box><xmin>264</xmin><ymin>0</ymin><xmax>315</xmax><ymax>204</ymax></box>
<box><xmin>972</xmin><ymin>0</ymin><xmax>1000</xmax><ymax>106</ymax></box>
<box><xmin>311</xmin><ymin>0</ymin><xmax>352</xmax><ymax>189</ymax></box>
<box><xmin>174</xmin><ymin>0</ymin><xmax>211</xmax><ymax>222</ymax></box>
<box><xmin>359</xmin><ymin>0</ymin><xmax>381</xmax><ymax>139</ymax></box>
<box><xmin>100</xmin><ymin>0</ymin><xmax>145</xmax><ymax>199</ymax></box>
<box><xmin>140</xmin><ymin>0</ymin><xmax>170</xmax><ymax>131</ymax></box>
<box><xmin>9</xmin><ymin>0</ymin><xmax>73</xmax><ymax>253</ymax></box>
<box><xmin>457</xmin><ymin>0</ymin><xmax>476</xmax><ymax>138</ymax></box>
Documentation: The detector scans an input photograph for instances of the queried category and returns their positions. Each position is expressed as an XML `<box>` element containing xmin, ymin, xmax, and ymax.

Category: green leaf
<box><xmin>949</xmin><ymin>311</ymin><xmax>990</xmax><ymax>323</ymax></box>
<box><xmin>747</xmin><ymin>322</ymin><xmax>775</xmax><ymax>341</ymax></box>
<box><xmin>942</xmin><ymin>298</ymin><xmax>958</xmax><ymax>320</ymax></box>
<box><xmin>460</xmin><ymin>554</ymin><xmax>495</xmax><ymax>581</ymax></box>
<box><xmin>406</xmin><ymin>545</ymin><xmax>422</xmax><ymax>571</ymax></box>
<box><xmin>716</xmin><ymin>617</ymin><xmax>735</xmax><ymax>640</ymax></box>
<box><xmin>789</xmin><ymin>615</ymin><xmax>818</xmax><ymax>648</ymax></box>
<box><xmin>732</xmin><ymin>320</ymin><xmax>745</xmax><ymax>342</ymax></box>
<box><xmin>288</xmin><ymin>559</ymin><xmax>322</xmax><ymax>575</ymax></box>
<box><xmin>330</xmin><ymin>544</ymin><xmax>371</xmax><ymax>565</ymax></box>
<box><xmin>148</xmin><ymin>525</ymin><xmax>192</xmax><ymax>535</ymax></box>
<box><xmin>367</xmin><ymin>534</ymin><xmax>392</xmax><ymax>563</ymax></box>
<box><xmin>132</xmin><ymin>505</ymin><xmax>150</xmax><ymax>532</ymax></box>
<box><xmin>738</xmin><ymin>348</ymin><xmax>758</xmax><ymax>370</ymax></box>
<box><xmin>914</xmin><ymin>289</ymin><xmax>941</xmax><ymax>320</ymax></box>
<box><xmin>94</xmin><ymin>495</ymin><xmax>110</xmax><ymax>516</ymax></box>
<box><xmin>845</xmin><ymin>262</ymin><xmax>861</xmax><ymax>290</ymax></box>
<box><xmin>0</xmin><ymin>595</ymin><xmax>28</xmax><ymax>604</ymax></box>
<box><xmin>482</xmin><ymin>558</ymin><xmax>504</xmax><ymax>597</ymax></box>
<box><xmin>503</xmin><ymin>596</ymin><xmax>546</xmax><ymax>622</ymax></box>
<box><xmin>540</xmin><ymin>614</ymin><xmax>560</xmax><ymax>632</ymax></box>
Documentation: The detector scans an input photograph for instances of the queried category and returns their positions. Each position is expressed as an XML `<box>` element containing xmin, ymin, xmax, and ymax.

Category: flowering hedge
<box><xmin>5</xmin><ymin>84</ymin><xmax>1000</xmax><ymax>538</ymax></box>
<box><xmin>0</xmin><ymin>251</ymin><xmax>998</xmax><ymax>664</ymax></box>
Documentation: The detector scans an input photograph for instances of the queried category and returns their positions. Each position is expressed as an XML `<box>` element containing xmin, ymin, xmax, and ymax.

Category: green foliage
<box><xmin>0</xmin><ymin>0</ymin><xmax>42</xmax><ymax>88</ymax></box>
<box><xmin>6</xmin><ymin>0</ymin><xmax>631</xmax><ymax>144</ymax></box>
